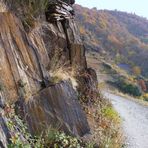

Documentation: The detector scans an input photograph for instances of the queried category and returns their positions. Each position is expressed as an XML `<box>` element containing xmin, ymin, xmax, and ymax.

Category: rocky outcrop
<box><xmin>77</xmin><ymin>68</ymin><xmax>98</xmax><ymax>103</ymax></box>
<box><xmin>0</xmin><ymin>12</ymin><xmax>45</xmax><ymax>102</ymax></box>
<box><xmin>0</xmin><ymin>116</ymin><xmax>11</xmax><ymax>148</ymax></box>
<box><xmin>25</xmin><ymin>81</ymin><xmax>90</xmax><ymax>136</ymax></box>
<box><xmin>45</xmin><ymin>0</ymin><xmax>87</xmax><ymax>70</ymax></box>
<box><xmin>0</xmin><ymin>0</ymin><xmax>98</xmax><ymax>146</ymax></box>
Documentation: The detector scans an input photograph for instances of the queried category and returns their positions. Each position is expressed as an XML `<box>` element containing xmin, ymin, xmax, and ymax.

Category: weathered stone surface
<box><xmin>0</xmin><ymin>116</ymin><xmax>11</xmax><ymax>148</ymax></box>
<box><xmin>0</xmin><ymin>12</ymin><xmax>47</xmax><ymax>102</ymax></box>
<box><xmin>77</xmin><ymin>68</ymin><xmax>98</xmax><ymax>103</ymax></box>
<box><xmin>62</xmin><ymin>0</ymin><xmax>75</xmax><ymax>5</ymax></box>
<box><xmin>46</xmin><ymin>0</ymin><xmax>75</xmax><ymax>21</ymax></box>
<box><xmin>45</xmin><ymin>0</ymin><xmax>87</xmax><ymax>70</ymax></box>
<box><xmin>0</xmin><ymin>0</ymin><xmax>98</xmax><ymax>144</ymax></box>
<box><xmin>0</xmin><ymin>112</ymin><xmax>28</xmax><ymax>148</ymax></box>
<box><xmin>25</xmin><ymin>81</ymin><xmax>90</xmax><ymax>137</ymax></box>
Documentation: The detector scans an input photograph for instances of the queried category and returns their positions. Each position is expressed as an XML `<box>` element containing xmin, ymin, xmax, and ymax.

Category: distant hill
<box><xmin>74</xmin><ymin>4</ymin><xmax>148</xmax><ymax>77</ymax></box>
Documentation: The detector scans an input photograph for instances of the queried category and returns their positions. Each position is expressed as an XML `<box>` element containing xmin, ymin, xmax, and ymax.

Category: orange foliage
<box><xmin>74</xmin><ymin>4</ymin><xmax>148</xmax><ymax>77</ymax></box>
<box><xmin>138</xmin><ymin>79</ymin><xmax>147</xmax><ymax>92</ymax></box>
<box><xmin>79</xmin><ymin>26</ymin><xmax>86</xmax><ymax>34</ymax></box>
<box><xmin>107</xmin><ymin>35</ymin><xmax>122</xmax><ymax>48</ymax></box>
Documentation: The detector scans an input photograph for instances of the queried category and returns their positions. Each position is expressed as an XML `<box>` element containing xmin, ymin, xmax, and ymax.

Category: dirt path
<box><xmin>104</xmin><ymin>93</ymin><xmax>148</xmax><ymax>148</ymax></box>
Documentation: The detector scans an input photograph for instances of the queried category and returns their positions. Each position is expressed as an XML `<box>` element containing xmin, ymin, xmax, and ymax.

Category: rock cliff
<box><xmin>0</xmin><ymin>1</ymin><xmax>98</xmax><ymax>147</ymax></box>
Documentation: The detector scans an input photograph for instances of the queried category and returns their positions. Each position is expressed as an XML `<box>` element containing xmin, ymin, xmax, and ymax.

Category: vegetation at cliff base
<box><xmin>80</xmin><ymin>94</ymin><xmax>123</xmax><ymax>148</ymax></box>
<box><xmin>5</xmin><ymin>105</ymin><xmax>94</xmax><ymax>148</ymax></box>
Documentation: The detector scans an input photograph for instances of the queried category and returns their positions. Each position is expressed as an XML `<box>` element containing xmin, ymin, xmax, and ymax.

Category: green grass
<box><xmin>81</xmin><ymin>95</ymin><xmax>123</xmax><ymax>148</ymax></box>
<box><xmin>99</xmin><ymin>102</ymin><xmax>123</xmax><ymax>148</ymax></box>
<box><xmin>101</xmin><ymin>106</ymin><xmax>120</xmax><ymax>123</ymax></box>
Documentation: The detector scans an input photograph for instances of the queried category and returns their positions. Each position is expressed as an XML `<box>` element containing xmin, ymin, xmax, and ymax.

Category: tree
<box><xmin>132</xmin><ymin>66</ymin><xmax>141</xmax><ymax>76</ymax></box>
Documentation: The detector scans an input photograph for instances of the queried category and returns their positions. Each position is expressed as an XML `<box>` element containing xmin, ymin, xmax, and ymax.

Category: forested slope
<box><xmin>74</xmin><ymin>4</ymin><xmax>148</xmax><ymax>77</ymax></box>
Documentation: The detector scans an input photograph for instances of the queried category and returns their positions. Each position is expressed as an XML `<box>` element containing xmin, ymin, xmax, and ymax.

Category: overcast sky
<box><xmin>76</xmin><ymin>0</ymin><xmax>148</xmax><ymax>19</ymax></box>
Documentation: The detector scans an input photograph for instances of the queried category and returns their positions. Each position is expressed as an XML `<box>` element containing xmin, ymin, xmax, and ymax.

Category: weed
<box><xmin>101</xmin><ymin>106</ymin><xmax>120</xmax><ymax>123</ymax></box>
<box><xmin>141</xmin><ymin>93</ymin><xmax>148</xmax><ymax>101</ymax></box>
<box><xmin>5</xmin><ymin>104</ymin><xmax>94</xmax><ymax>148</ymax></box>
<box><xmin>81</xmin><ymin>94</ymin><xmax>123</xmax><ymax>148</ymax></box>
<box><xmin>0</xmin><ymin>82</ymin><xmax>4</xmax><ymax>92</ymax></box>
<box><xmin>17</xmin><ymin>79</ymin><xmax>31</xmax><ymax>102</ymax></box>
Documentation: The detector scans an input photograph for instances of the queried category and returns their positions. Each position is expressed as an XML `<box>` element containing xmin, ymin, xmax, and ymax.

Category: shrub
<box><xmin>43</xmin><ymin>129</ymin><xmax>83</xmax><ymax>148</ymax></box>
<box><xmin>142</xmin><ymin>93</ymin><xmax>148</xmax><ymax>101</ymax></box>
<box><xmin>101</xmin><ymin>106</ymin><xmax>120</xmax><ymax>123</ymax></box>
<box><xmin>107</xmin><ymin>77</ymin><xmax>142</xmax><ymax>96</ymax></box>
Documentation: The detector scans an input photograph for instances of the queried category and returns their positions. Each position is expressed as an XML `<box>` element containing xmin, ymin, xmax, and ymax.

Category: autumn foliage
<box><xmin>74</xmin><ymin>4</ymin><xmax>148</xmax><ymax>77</ymax></box>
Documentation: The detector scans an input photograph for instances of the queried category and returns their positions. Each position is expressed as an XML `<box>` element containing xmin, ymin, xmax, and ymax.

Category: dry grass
<box><xmin>0</xmin><ymin>1</ymin><xmax>7</xmax><ymax>12</ymax></box>
<box><xmin>49</xmin><ymin>66</ymin><xmax>78</xmax><ymax>90</ymax></box>
<box><xmin>48</xmin><ymin>47</ymin><xmax>79</xmax><ymax>90</ymax></box>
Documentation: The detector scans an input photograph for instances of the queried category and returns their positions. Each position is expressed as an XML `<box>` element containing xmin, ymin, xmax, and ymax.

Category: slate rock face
<box><xmin>25</xmin><ymin>81</ymin><xmax>90</xmax><ymax>136</ymax></box>
<box><xmin>77</xmin><ymin>68</ymin><xmax>98</xmax><ymax>103</ymax></box>
<box><xmin>0</xmin><ymin>0</ymin><xmax>98</xmax><ymax>145</ymax></box>
<box><xmin>0</xmin><ymin>12</ymin><xmax>45</xmax><ymax>103</ymax></box>
<box><xmin>0</xmin><ymin>116</ymin><xmax>11</xmax><ymax>148</ymax></box>
<box><xmin>63</xmin><ymin>0</ymin><xmax>75</xmax><ymax>5</ymax></box>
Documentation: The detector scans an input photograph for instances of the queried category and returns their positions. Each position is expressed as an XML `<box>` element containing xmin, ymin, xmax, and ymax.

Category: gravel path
<box><xmin>104</xmin><ymin>93</ymin><xmax>148</xmax><ymax>148</ymax></box>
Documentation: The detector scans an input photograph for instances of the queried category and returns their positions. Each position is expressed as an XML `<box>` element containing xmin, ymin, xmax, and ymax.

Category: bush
<box><xmin>107</xmin><ymin>77</ymin><xmax>142</xmax><ymax>96</ymax></box>
<box><xmin>101</xmin><ymin>106</ymin><xmax>120</xmax><ymax>123</ymax></box>
<box><xmin>142</xmin><ymin>93</ymin><xmax>148</xmax><ymax>101</ymax></box>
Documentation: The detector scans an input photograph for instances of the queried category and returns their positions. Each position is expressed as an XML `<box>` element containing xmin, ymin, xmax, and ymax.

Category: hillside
<box><xmin>74</xmin><ymin>4</ymin><xmax>148</xmax><ymax>77</ymax></box>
